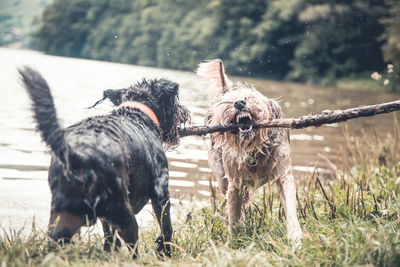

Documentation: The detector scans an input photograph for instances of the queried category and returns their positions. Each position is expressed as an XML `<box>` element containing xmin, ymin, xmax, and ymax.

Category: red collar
<box><xmin>118</xmin><ymin>101</ymin><xmax>159</xmax><ymax>127</ymax></box>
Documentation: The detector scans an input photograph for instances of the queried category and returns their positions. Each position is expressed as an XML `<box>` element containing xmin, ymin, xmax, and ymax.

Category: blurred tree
<box><xmin>248</xmin><ymin>0</ymin><xmax>306</xmax><ymax>79</ymax></box>
<box><xmin>0</xmin><ymin>14</ymin><xmax>15</xmax><ymax>46</ymax></box>
<box><xmin>287</xmin><ymin>0</ymin><xmax>387</xmax><ymax>85</ymax></box>
<box><xmin>380</xmin><ymin>0</ymin><xmax>400</xmax><ymax>71</ymax></box>
<box><xmin>206</xmin><ymin>0</ymin><xmax>268</xmax><ymax>76</ymax></box>
<box><xmin>156</xmin><ymin>0</ymin><xmax>216</xmax><ymax>70</ymax></box>
<box><xmin>111</xmin><ymin>12</ymin><xmax>142</xmax><ymax>64</ymax></box>
<box><xmin>32</xmin><ymin>0</ymin><xmax>92</xmax><ymax>57</ymax></box>
<box><xmin>131</xmin><ymin>5</ymin><xmax>163</xmax><ymax>66</ymax></box>
<box><xmin>110</xmin><ymin>0</ymin><xmax>159</xmax><ymax>64</ymax></box>
<box><xmin>81</xmin><ymin>0</ymin><xmax>133</xmax><ymax>61</ymax></box>
<box><xmin>31</xmin><ymin>0</ymin><xmax>391</xmax><ymax>87</ymax></box>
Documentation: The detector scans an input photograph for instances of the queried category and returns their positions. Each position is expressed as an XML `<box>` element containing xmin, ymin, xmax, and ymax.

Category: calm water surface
<box><xmin>0</xmin><ymin>48</ymin><xmax>398</xmax><ymax>231</ymax></box>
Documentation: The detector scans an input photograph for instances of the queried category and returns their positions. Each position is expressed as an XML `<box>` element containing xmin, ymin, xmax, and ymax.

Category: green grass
<box><xmin>2</xmin><ymin>121</ymin><xmax>400</xmax><ymax>266</ymax></box>
<box><xmin>335</xmin><ymin>77</ymin><xmax>387</xmax><ymax>92</ymax></box>
<box><xmin>334</xmin><ymin>70</ymin><xmax>400</xmax><ymax>93</ymax></box>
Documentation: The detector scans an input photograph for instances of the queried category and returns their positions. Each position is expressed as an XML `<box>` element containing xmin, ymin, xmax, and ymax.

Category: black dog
<box><xmin>19</xmin><ymin>66</ymin><xmax>190</xmax><ymax>257</ymax></box>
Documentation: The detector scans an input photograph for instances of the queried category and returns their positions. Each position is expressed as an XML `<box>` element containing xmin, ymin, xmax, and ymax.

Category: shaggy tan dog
<box><xmin>197</xmin><ymin>59</ymin><xmax>302</xmax><ymax>243</ymax></box>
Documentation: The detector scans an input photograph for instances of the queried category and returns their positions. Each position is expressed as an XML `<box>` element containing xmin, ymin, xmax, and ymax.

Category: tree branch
<box><xmin>179</xmin><ymin>99</ymin><xmax>400</xmax><ymax>137</ymax></box>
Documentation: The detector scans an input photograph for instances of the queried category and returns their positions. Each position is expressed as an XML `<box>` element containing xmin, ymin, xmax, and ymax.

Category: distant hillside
<box><xmin>0</xmin><ymin>0</ymin><xmax>52</xmax><ymax>47</ymax></box>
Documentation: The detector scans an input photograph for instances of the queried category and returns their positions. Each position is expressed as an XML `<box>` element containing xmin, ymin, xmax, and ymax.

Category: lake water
<box><xmin>0</xmin><ymin>48</ymin><xmax>398</xmax><ymax>233</ymax></box>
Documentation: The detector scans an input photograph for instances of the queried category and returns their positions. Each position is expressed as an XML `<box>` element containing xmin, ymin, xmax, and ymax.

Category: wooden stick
<box><xmin>179</xmin><ymin>99</ymin><xmax>400</xmax><ymax>137</ymax></box>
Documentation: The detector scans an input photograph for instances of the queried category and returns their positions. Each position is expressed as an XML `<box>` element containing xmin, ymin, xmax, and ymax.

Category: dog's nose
<box><xmin>234</xmin><ymin>100</ymin><xmax>246</xmax><ymax>110</ymax></box>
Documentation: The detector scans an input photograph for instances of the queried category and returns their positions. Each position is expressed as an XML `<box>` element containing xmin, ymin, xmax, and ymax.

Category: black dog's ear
<box><xmin>149</xmin><ymin>79</ymin><xmax>179</xmax><ymax>97</ymax></box>
<box><xmin>167</xmin><ymin>82</ymin><xmax>179</xmax><ymax>94</ymax></box>
<box><xmin>159</xmin><ymin>80</ymin><xmax>179</xmax><ymax>97</ymax></box>
<box><xmin>103</xmin><ymin>89</ymin><xmax>127</xmax><ymax>106</ymax></box>
<box><xmin>87</xmin><ymin>89</ymin><xmax>127</xmax><ymax>109</ymax></box>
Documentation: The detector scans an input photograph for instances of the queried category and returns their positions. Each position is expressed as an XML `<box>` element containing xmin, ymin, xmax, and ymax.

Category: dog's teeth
<box><xmin>236</xmin><ymin>113</ymin><xmax>253</xmax><ymax>123</ymax></box>
<box><xmin>239</xmin><ymin>124</ymin><xmax>253</xmax><ymax>133</ymax></box>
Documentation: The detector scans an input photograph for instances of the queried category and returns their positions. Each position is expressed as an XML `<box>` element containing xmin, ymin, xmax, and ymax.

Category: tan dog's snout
<box><xmin>234</xmin><ymin>100</ymin><xmax>246</xmax><ymax>110</ymax></box>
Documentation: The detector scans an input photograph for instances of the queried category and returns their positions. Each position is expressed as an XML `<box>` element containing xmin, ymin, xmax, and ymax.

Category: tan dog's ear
<box><xmin>196</xmin><ymin>59</ymin><xmax>233</xmax><ymax>99</ymax></box>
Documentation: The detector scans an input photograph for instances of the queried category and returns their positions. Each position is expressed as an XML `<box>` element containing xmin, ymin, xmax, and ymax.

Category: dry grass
<box><xmin>2</xmin><ymin>117</ymin><xmax>400</xmax><ymax>266</ymax></box>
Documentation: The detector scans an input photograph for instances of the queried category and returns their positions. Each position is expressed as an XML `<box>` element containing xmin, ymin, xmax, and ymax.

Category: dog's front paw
<box><xmin>287</xmin><ymin>227</ymin><xmax>303</xmax><ymax>249</ymax></box>
<box><xmin>155</xmin><ymin>236</ymin><xmax>171</xmax><ymax>258</ymax></box>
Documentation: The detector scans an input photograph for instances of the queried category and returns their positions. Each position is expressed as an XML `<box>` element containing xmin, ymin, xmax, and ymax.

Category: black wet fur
<box><xmin>19</xmin><ymin>66</ymin><xmax>190</xmax><ymax>257</ymax></box>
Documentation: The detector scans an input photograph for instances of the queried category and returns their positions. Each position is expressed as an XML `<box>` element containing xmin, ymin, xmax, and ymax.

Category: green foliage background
<box><xmin>31</xmin><ymin>0</ymin><xmax>399</xmax><ymax>87</ymax></box>
<box><xmin>0</xmin><ymin>0</ymin><xmax>51</xmax><ymax>46</ymax></box>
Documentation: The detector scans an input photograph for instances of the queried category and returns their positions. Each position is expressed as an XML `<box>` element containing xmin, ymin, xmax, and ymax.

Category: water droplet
<box><xmin>324</xmin><ymin>147</ymin><xmax>331</xmax><ymax>153</ymax></box>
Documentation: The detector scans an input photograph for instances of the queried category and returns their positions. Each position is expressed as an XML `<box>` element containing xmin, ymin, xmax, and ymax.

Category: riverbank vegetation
<box><xmin>0</xmin><ymin>0</ymin><xmax>52</xmax><ymax>47</ymax></box>
<box><xmin>28</xmin><ymin>0</ymin><xmax>400</xmax><ymax>91</ymax></box>
<box><xmin>1</xmin><ymin>117</ymin><xmax>400</xmax><ymax>266</ymax></box>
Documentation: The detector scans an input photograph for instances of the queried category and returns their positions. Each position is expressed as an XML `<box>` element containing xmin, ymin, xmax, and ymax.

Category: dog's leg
<box><xmin>274</xmin><ymin>145</ymin><xmax>303</xmax><ymax>245</ymax></box>
<box><xmin>151</xmin><ymin>192</ymin><xmax>172</xmax><ymax>257</ymax></box>
<box><xmin>100</xmin><ymin>218</ymin><xmax>121</xmax><ymax>252</ymax></box>
<box><xmin>208</xmin><ymin>148</ymin><xmax>228</xmax><ymax>194</ymax></box>
<box><xmin>226</xmin><ymin>181</ymin><xmax>245</xmax><ymax>230</ymax></box>
<box><xmin>276</xmin><ymin>176</ymin><xmax>302</xmax><ymax>245</ymax></box>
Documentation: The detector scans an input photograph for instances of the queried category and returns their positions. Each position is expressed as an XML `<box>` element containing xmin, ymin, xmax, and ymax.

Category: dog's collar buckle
<box><xmin>118</xmin><ymin>101</ymin><xmax>160</xmax><ymax>127</ymax></box>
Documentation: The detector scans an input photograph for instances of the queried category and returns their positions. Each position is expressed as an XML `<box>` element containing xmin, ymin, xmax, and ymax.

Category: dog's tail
<box><xmin>196</xmin><ymin>59</ymin><xmax>233</xmax><ymax>100</ymax></box>
<box><xmin>19</xmin><ymin>66</ymin><xmax>67</xmax><ymax>164</ymax></box>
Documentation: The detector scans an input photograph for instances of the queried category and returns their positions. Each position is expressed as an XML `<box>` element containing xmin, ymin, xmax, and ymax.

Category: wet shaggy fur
<box><xmin>19</xmin><ymin>66</ymin><xmax>190</xmax><ymax>257</ymax></box>
<box><xmin>197</xmin><ymin>59</ymin><xmax>302</xmax><ymax>243</ymax></box>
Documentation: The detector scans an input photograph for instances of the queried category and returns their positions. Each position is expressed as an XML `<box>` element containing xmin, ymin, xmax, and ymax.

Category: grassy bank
<box><xmin>2</xmin><ymin>120</ymin><xmax>400</xmax><ymax>266</ymax></box>
<box><xmin>335</xmin><ymin>77</ymin><xmax>387</xmax><ymax>92</ymax></box>
<box><xmin>334</xmin><ymin>66</ymin><xmax>400</xmax><ymax>92</ymax></box>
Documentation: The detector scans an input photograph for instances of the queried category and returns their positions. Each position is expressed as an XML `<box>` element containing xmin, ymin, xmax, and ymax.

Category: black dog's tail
<box><xmin>19</xmin><ymin>66</ymin><xmax>67</xmax><ymax>164</ymax></box>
